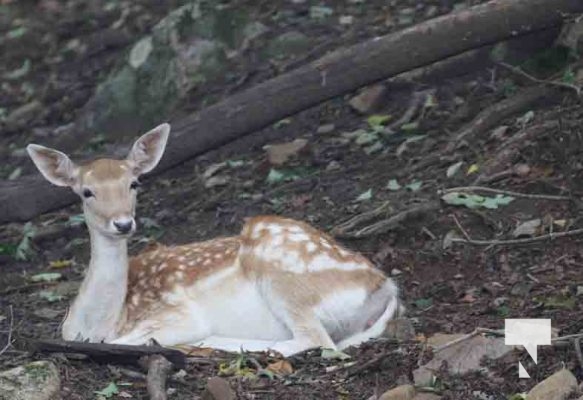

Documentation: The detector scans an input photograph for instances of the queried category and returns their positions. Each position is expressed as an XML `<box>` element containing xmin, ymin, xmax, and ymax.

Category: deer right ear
<box><xmin>27</xmin><ymin>144</ymin><xmax>79</xmax><ymax>187</ymax></box>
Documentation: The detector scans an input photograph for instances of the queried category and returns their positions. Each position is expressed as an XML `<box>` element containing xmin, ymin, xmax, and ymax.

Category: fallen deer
<box><xmin>26</xmin><ymin>123</ymin><xmax>404</xmax><ymax>356</ymax></box>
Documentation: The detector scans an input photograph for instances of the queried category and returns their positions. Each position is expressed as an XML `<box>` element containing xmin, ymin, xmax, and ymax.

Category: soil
<box><xmin>1</xmin><ymin>1</ymin><xmax>583</xmax><ymax>399</ymax></box>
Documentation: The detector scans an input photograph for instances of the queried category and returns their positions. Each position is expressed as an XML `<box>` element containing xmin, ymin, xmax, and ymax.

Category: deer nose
<box><xmin>113</xmin><ymin>219</ymin><xmax>134</xmax><ymax>234</ymax></box>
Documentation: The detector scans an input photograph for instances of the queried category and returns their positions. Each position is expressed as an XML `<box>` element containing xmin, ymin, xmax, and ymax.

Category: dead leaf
<box><xmin>203</xmin><ymin>162</ymin><xmax>227</xmax><ymax>179</ymax></box>
<box><xmin>266</xmin><ymin>360</ymin><xmax>293</xmax><ymax>376</ymax></box>
<box><xmin>263</xmin><ymin>139</ymin><xmax>308</xmax><ymax>166</ymax></box>
<box><xmin>204</xmin><ymin>175</ymin><xmax>230</xmax><ymax>189</ymax></box>
<box><xmin>512</xmin><ymin>219</ymin><xmax>542</xmax><ymax>238</ymax></box>
<box><xmin>49</xmin><ymin>259</ymin><xmax>73</xmax><ymax>269</ymax></box>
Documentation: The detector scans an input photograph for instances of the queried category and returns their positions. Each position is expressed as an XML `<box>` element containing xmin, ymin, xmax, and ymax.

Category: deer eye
<box><xmin>130</xmin><ymin>181</ymin><xmax>140</xmax><ymax>190</ymax></box>
<box><xmin>82</xmin><ymin>188</ymin><xmax>94</xmax><ymax>198</ymax></box>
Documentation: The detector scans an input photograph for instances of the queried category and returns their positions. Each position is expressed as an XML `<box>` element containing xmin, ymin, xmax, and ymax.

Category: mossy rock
<box><xmin>0</xmin><ymin>361</ymin><xmax>60</xmax><ymax>400</ymax></box>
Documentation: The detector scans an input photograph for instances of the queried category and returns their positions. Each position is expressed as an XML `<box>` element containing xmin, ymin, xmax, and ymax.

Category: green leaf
<box><xmin>355</xmin><ymin>189</ymin><xmax>373</xmax><ymax>202</ymax></box>
<box><xmin>414</xmin><ymin>298</ymin><xmax>433</xmax><ymax>309</ymax></box>
<box><xmin>67</xmin><ymin>214</ymin><xmax>86</xmax><ymax>226</ymax></box>
<box><xmin>321</xmin><ymin>348</ymin><xmax>351</xmax><ymax>360</ymax></box>
<box><xmin>563</xmin><ymin>67</ymin><xmax>576</xmax><ymax>84</ymax></box>
<box><xmin>496</xmin><ymin>305</ymin><xmax>510</xmax><ymax>317</ymax></box>
<box><xmin>15</xmin><ymin>222</ymin><xmax>36</xmax><ymax>261</ymax></box>
<box><xmin>265</xmin><ymin>168</ymin><xmax>302</xmax><ymax>185</ymax></box>
<box><xmin>226</xmin><ymin>159</ymin><xmax>245</xmax><ymax>168</ymax></box>
<box><xmin>400</xmin><ymin>122</ymin><xmax>419</xmax><ymax>132</ymax></box>
<box><xmin>94</xmin><ymin>382</ymin><xmax>119</xmax><ymax>398</ymax></box>
<box><xmin>405</xmin><ymin>180</ymin><xmax>422</xmax><ymax>192</ymax></box>
<box><xmin>387</xmin><ymin>179</ymin><xmax>401</xmax><ymax>191</ymax></box>
<box><xmin>30</xmin><ymin>273</ymin><xmax>62</xmax><ymax>283</ymax></box>
<box><xmin>0</xmin><ymin>243</ymin><xmax>17</xmax><ymax>256</ymax></box>
<box><xmin>354</xmin><ymin>131</ymin><xmax>379</xmax><ymax>146</ymax></box>
<box><xmin>38</xmin><ymin>290</ymin><xmax>64</xmax><ymax>303</ymax></box>
<box><xmin>4</xmin><ymin>59</ymin><xmax>30</xmax><ymax>80</ymax></box>
<box><xmin>273</xmin><ymin>118</ymin><xmax>291</xmax><ymax>129</ymax></box>
<box><xmin>366</xmin><ymin>114</ymin><xmax>391</xmax><ymax>129</ymax></box>
<box><xmin>441</xmin><ymin>192</ymin><xmax>514</xmax><ymax>209</ymax></box>
<box><xmin>309</xmin><ymin>6</ymin><xmax>333</xmax><ymax>19</ymax></box>
<box><xmin>363</xmin><ymin>141</ymin><xmax>383</xmax><ymax>155</ymax></box>
<box><xmin>7</xmin><ymin>26</ymin><xmax>27</xmax><ymax>39</ymax></box>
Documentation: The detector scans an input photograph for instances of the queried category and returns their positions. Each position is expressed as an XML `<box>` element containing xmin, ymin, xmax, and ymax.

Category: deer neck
<box><xmin>63</xmin><ymin>227</ymin><xmax>129</xmax><ymax>342</ymax></box>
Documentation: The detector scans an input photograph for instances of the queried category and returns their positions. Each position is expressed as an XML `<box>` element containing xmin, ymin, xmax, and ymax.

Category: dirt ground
<box><xmin>1</xmin><ymin>1</ymin><xmax>583</xmax><ymax>399</ymax></box>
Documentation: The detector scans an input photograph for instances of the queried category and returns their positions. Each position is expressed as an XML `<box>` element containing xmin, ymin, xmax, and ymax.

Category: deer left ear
<box><xmin>127</xmin><ymin>123</ymin><xmax>170</xmax><ymax>176</ymax></box>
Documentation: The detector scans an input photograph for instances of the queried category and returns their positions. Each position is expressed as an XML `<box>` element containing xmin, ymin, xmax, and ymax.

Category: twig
<box><xmin>139</xmin><ymin>355</ymin><xmax>173</xmax><ymax>400</ymax></box>
<box><xmin>440</xmin><ymin>186</ymin><xmax>571</xmax><ymax>201</ymax></box>
<box><xmin>331</xmin><ymin>202</ymin><xmax>392</xmax><ymax>236</ymax></box>
<box><xmin>450</xmin><ymin>228</ymin><xmax>583</xmax><ymax>247</ymax></box>
<box><xmin>0</xmin><ymin>305</ymin><xmax>14</xmax><ymax>357</ymax></box>
<box><xmin>552</xmin><ymin>333</ymin><xmax>583</xmax><ymax>343</ymax></box>
<box><xmin>334</xmin><ymin>201</ymin><xmax>439</xmax><ymax>239</ymax></box>
<box><xmin>572</xmin><ymin>338</ymin><xmax>583</xmax><ymax>371</ymax></box>
<box><xmin>497</xmin><ymin>61</ymin><xmax>581</xmax><ymax>96</ymax></box>
<box><xmin>451</xmin><ymin>214</ymin><xmax>472</xmax><ymax>242</ymax></box>
<box><xmin>432</xmin><ymin>328</ymin><xmax>504</xmax><ymax>353</ymax></box>
<box><xmin>346</xmin><ymin>349</ymin><xmax>394</xmax><ymax>377</ymax></box>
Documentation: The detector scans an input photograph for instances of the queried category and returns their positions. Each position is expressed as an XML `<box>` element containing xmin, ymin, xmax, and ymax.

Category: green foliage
<box><xmin>95</xmin><ymin>382</ymin><xmax>119</xmax><ymax>399</ymax></box>
<box><xmin>414</xmin><ymin>298</ymin><xmax>433</xmax><ymax>309</ymax></box>
<box><xmin>15</xmin><ymin>222</ymin><xmax>36</xmax><ymax>261</ymax></box>
<box><xmin>441</xmin><ymin>192</ymin><xmax>514</xmax><ymax>209</ymax></box>
<box><xmin>30</xmin><ymin>273</ymin><xmax>62</xmax><ymax>283</ymax></box>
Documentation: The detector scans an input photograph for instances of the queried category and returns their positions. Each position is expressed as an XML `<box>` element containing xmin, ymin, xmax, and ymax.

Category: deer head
<box><xmin>27</xmin><ymin>124</ymin><xmax>170</xmax><ymax>238</ymax></box>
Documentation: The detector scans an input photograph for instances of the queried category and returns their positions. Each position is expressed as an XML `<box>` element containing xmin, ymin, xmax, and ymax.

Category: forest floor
<box><xmin>1</xmin><ymin>1</ymin><xmax>583</xmax><ymax>399</ymax></box>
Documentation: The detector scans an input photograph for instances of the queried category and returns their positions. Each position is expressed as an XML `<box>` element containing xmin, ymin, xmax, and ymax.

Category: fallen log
<box><xmin>29</xmin><ymin>339</ymin><xmax>186</xmax><ymax>369</ymax></box>
<box><xmin>2</xmin><ymin>0</ymin><xmax>583</xmax><ymax>223</ymax></box>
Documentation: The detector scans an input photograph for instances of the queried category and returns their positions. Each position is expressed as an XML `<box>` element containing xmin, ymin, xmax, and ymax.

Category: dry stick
<box><xmin>497</xmin><ymin>61</ymin><xmax>581</xmax><ymax>96</ymax></box>
<box><xmin>331</xmin><ymin>202</ymin><xmax>392</xmax><ymax>237</ymax></box>
<box><xmin>446</xmin><ymin>85</ymin><xmax>555</xmax><ymax>152</ymax></box>
<box><xmin>334</xmin><ymin>201</ymin><xmax>439</xmax><ymax>239</ymax></box>
<box><xmin>140</xmin><ymin>355</ymin><xmax>173</xmax><ymax>400</ymax></box>
<box><xmin>0</xmin><ymin>305</ymin><xmax>14</xmax><ymax>357</ymax></box>
<box><xmin>441</xmin><ymin>186</ymin><xmax>571</xmax><ymax>201</ymax></box>
<box><xmin>451</xmin><ymin>214</ymin><xmax>472</xmax><ymax>242</ymax></box>
<box><xmin>450</xmin><ymin>228</ymin><xmax>583</xmax><ymax>247</ymax></box>
<box><xmin>432</xmin><ymin>328</ymin><xmax>504</xmax><ymax>353</ymax></box>
<box><xmin>572</xmin><ymin>338</ymin><xmax>583</xmax><ymax>371</ymax></box>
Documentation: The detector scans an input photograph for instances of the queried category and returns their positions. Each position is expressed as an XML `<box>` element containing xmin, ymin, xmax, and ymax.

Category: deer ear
<box><xmin>127</xmin><ymin>123</ymin><xmax>170</xmax><ymax>175</ymax></box>
<box><xmin>27</xmin><ymin>144</ymin><xmax>79</xmax><ymax>187</ymax></box>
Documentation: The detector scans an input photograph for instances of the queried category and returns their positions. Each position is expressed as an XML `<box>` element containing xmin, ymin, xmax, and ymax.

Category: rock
<box><xmin>316</xmin><ymin>123</ymin><xmax>335</xmax><ymax>134</ymax></box>
<box><xmin>527</xmin><ymin>369</ymin><xmax>577</xmax><ymax>400</ymax></box>
<box><xmin>33</xmin><ymin>308</ymin><xmax>62</xmax><ymax>320</ymax></box>
<box><xmin>326</xmin><ymin>160</ymin><xmax>341</xmax><ymax>171</ymax></box>
<box><xmin>414</xmin><ymin>334</ymin><xmax>514</xmax><ymax>386</ymax></box>
<box><xmin>349</xmin><ymin>84</ymin><xmax>387</xmax><ymax>114</ymax></box>
<box><xmin>201</xmin><ymin>376</ymin><xmax>235</xmax><ymax>400</ymax></box>
<box><xmin>265</xmin><ymin>31</ymin><xmax>312</xmax><ymax>60</ymax></box>
<box><xmin>379</xmin><ymin>384</ymin><xmax>416</xmax><ymax>400</ymax></box>
<box><xmin>0</xmin><ymin>361</ymin><xmax>60</xmax><ymax>400</ymax></box>
<box><xmin>62</xmin><ymin>3</ymin><xmax>261</xmax><ymax>148</ymax></box>
<box><xmin>383</xmin><ymin>319</ymin><xmax>416</xmax><ymax>342</ymax></box>
<box><xmin>263</xmin><ymin>138</ymin><xmax>309</xmax><ymax>165</ymax></box>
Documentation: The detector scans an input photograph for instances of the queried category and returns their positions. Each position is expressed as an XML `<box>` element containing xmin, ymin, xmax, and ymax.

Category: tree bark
<box><xmin>2</xmin><ymin>0</ymin><xmax>583</xmax><ymax>223</ymax></box>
